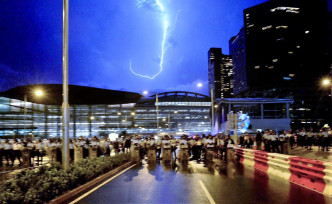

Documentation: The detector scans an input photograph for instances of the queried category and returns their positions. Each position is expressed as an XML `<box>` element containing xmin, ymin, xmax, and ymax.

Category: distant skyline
<box><xmin>0</xmin><ymin>0</ymin><xmax>331</xmax><ymax>95</ymax></box>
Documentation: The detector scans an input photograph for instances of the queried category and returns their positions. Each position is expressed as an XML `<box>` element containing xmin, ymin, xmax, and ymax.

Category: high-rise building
<box><xmin>242</xmin><ymin>0</ymin><xmax>328</xmax><ymax>93</ymax></box>
<box><xmin>230</xmin><ymin>0</ymin><xmax>330</xmax><ymax>128</ymax></box>
<box><xmin>230</xmin><ymin>28</ymin><xmax>246</xmax><ymax>96</ymax></box>
<box><xmin>208</xmin><ymin>48</ymin><xmax>234</xmax><ymax>99</ymax></box>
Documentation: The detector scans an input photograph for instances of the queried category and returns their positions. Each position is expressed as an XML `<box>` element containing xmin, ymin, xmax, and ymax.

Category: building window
<box><xmin>270</xmin><ymin>7</ymin><xmax>300</xmax><ymax>14</ymax></box>
<box><xmin>254</xmin><ymin>66</ymin><xmax>260</xmax><ymax>69</ymax></box>
<box><xmin>276</xmin><ymin>25</ymin><xmax>288</xmax><ymax>29</ymax></box>
<box><xmin>262</xmin><ymin>25</ymin><xmax>272</xmax><ymax>30</ymax></box>
<box><xmin>272</xmin><ymin>59</ymin><xmax>278</xmax><ymax>63</ymax></box>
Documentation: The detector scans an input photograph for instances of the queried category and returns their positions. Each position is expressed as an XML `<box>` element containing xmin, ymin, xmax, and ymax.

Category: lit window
<box><xmin>296</xmin><ymin>46</ymin><xmax>301</xmax><ymax>49</ymax></box>
<box><xmin>248</xmin><ymin>24</ymin><xmax>254</xmax><ymax>28</ymax></box>
<box><xmin>262</xmin><ymin>25</ymin><xmax>272</xmax><ymax>30</ymax></box>
<box><xmin>288</xmin><ymin>51</ymin><xmax>293</xmax><ymax>54</ymax></box>
<box><xmin>254</xmin><ymin>66</ymin><xmax>260</xmax><ymax>69</ymax></box>
<box><xmin>270</xmin><ymin>7</ymin><xmax>300</xmax><ymax>14</ymax></box>
<box><xmin>276</xmin><ymin>25</ymin><xmax>288</xmax><ymax>29</ymax></box>
<box><xmin>272</xmin><ymin>59</ymin><xmax>278</xmax><ymax>63</ymax></box>
<box><xmin>268</xmin><ymin>66</ymin><xmax>274</xmax><ymax>69</ymax></box>
<box><xmin>289</xmin><ymin>74</ymin><xmax>295</xmax><ymax>77</ymax></box>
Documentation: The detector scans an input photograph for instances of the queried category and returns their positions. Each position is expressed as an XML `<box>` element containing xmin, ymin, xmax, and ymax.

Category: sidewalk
<box><xmin>288</xmin><ymin>146</ymin><xmax>332</xmax><ymax>163</ymax></box>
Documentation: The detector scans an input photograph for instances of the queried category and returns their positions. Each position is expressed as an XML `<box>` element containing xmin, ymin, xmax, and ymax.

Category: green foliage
<box><xmin>0</xmin><ymin>153</ymin><xmax>130</xmax><ymax>204</ymax></box>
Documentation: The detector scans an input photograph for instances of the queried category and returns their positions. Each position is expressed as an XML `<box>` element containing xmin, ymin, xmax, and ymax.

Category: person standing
<box><xmin>124</xmin><ymin>137</ymin><xmax>131</xmax><ymax>153</ymax></box>
<box><xmin>35</xmin><ymin>139</ymin><xmax>45</xmax><ymax>166</ymax></box>
<box><xmin>12</xmin><ymin>139</ymin><xmax>22</xmax><ymax>166</ymax></box>
<box><xmin>156</xmin><ymin>137</ymin><xmax>162</xmax><ymax>159</ymax></box>
<box><xmin>69</xmin><ymin>139</ymin><xmax>74</xmax><ymax>163</ymax></box>
<box><xmin>0</xmin><ymin>140</ymin><xmax>3</xmax><ymax>167</ymax></box>
<box><xmin>263</xmin><ymin>130</ymin><xmax>270</xmax><ymax>152</ymax></box>
<box><xmin>131</xmin><ymin>135</ymin><xmax>142</xmax><ymax>160</ymax></box>
<box><xmin>322</xmin><ymin>128</ymin><xmax>330</xmax><ymax>152</ymax></box>
<box><xmin>255</xmin><ymin>131</ymin><xmax>263</xmax><ymax>150</ymax></box>
<box><xmin>113</xmin><ymin>138</ymin><xmax>119</xmax><ymax>154</ymax></box>
<box><xmin>307</xmin><ymin>128</ymin><xmax>314</xmax><ymax>150</ymax></box>
<box><xmin>239</xmin><ymin>133</ymin><xmax>245</xmax><ymax>148</ymax></box>
<box><xmin>4</xmin><ymin>139</ymin><xmax>13</xmax><ymax>166</ymax></box>
<box><xmin>223</xmin><ymin>135</ymin><xmax>234</xmax><ymax>162</ymax></box>
<box><xmin>104</xmin><ymin>138</ymin><xmax>111</xmax><ymax>156</ymax></box>
<box><xmin>170</xmin><ymin>135</ymin><xmax>177</xmax><ymax>158</ymax></box>
<box><xmin>244</xmin><ymin>133</ymin><xmax>250</xmax><ymax>149</ymax></box>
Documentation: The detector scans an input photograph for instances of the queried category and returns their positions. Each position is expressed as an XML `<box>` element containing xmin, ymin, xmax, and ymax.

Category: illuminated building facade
<box><xmin>229</xmin><ymin>28</ymin><xmax>247</xmax><ymax>96</ymax></box>
<box><xmin>0</xmin><ymin>85</ymin><xmax>211</xmax><ymax>137</ymax></box>
<box><xmin>208</xmin><ymin>48</ymin><xmax>234</xmax><ymax>99</ymax></box>
<box><xmin>216</xmin><ymin>98</ymin><xmax>293</xmax><ymax>133</ymax></box>
<box><xmin>230</xmin><ymin>0</ymin><xmax>330</xmax><ymax>129</ymax></box>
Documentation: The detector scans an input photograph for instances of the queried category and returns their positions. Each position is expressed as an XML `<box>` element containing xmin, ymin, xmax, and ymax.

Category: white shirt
<box><xmin>132</xmin><ymin>139</ymin><xmax>140</xmax><ymax>146</ymax></box>
<box><xmin>263</xmin><ymin>134</ymin><xmax>270</xmax><ymax>140</ymax></box>
<box><xmin>162</xmin><ymin>140</ymin><xmax>171</xmax><ymax>148</ymax></box>
<box><xmin>179</xmin><ymin>139</ymin><xmax>188</xmax><ymax>148</ymax></box>
<box><xmin>322</xmin><ymin>131</ymin><xmax>329</xmax><ymax>138</ymax></box>
<box><xmin>13</xmin><ymin>143</ymin><xmax>21</xmax><ymax>150</ymax></box>
<box><xmin>4</xmin><ymin>143</ymin><xmax>12</xmax><ymax>150</ymax></box>
<box><xmin>206</xmin><ymin>139</ymin><xmax>214</xmax><ymax>148</ymax></box>
<box><xmin>269</xmin><ymin>135</ymin><xmax>277</xmax><ymax>141</ymax></box>
<box><xmin>36</xmin><ymin>143</ymin><xmax>45</xmax><ymax>150</ymax></box>
<box><xmin>90</xmin><ymin>141</ymin><xmax>100</xmax><ymax>147</ymax></box>
<box><xmin>149</xmin><ymin>140</ymin><xmax>156</xmax><ymax>146</ymax></box>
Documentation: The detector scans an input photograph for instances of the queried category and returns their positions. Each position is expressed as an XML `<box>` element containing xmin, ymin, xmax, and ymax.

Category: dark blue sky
<box><xmin>0</xmin><ymin>0</ymin><xmax>331</xmax><ymax>95</ymax></box>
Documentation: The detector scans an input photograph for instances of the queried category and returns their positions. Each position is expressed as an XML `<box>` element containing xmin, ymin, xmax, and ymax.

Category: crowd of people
<box><xmin>0</xmin><ymin>133</ymin><xmax>236</xmax><ymax>167</ymax></box>
<box><xmin>1</xmin><ymin>127</ymin><xmax>330</xmax><ymax>168</ymax></box>
<box><xmin>129</xmin><ymin>134</ymin><xmax>235</xmax><ymax>162</ymax></box>
<box><xmin>239</xmin><ymin>128</ymin><xmax>331</xmax><ymax>153</ymax></box>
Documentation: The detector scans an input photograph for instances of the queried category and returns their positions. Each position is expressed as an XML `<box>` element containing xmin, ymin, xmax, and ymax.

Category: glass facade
<box><xmin>0</xmin><ymin>93</ymin><xmax>212</xmax><ymax>138</ymax></box>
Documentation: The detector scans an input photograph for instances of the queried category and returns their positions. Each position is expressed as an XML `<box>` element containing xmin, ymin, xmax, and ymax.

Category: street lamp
<box><xmin>322</xmin><ymin>78</ymin><xmax>332</xmax><ymax>126</ymax></box>
<box><xmin>197</xmin><ymin>83</ymin><xmax>215</xmax><ymax>133</ymax></box>
<box><xmin>62</xmin><ymin>0</ymin><xmax>70</xmax><ymax>171</ymax></box>
<box><xmin>322</xmin><ymin>79</ymin><xmax>330</xmax><ymax>86</ymax></box>
<box><xmin>23</xmin><ymin>89</ymin><xmax>44</xmax><ymax>137</ymax></box>
<box><xmin>143</xmin><ymin>90</ymin><xmax>159</xmax><ymax>132</ymax></box>
<box><xmin>35</xmin><ymin>90</ymin><xmax>43</xmax><ymax>97</ymax></box>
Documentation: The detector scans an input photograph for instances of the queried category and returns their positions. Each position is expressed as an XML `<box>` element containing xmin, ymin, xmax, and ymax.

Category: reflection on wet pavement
<box><xmin>77</xmin><ymin>158</ymin><xmax>331</xmax><ymax>204</ymax></box>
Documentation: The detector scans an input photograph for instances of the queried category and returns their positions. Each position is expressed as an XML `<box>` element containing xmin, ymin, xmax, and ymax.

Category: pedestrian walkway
<box><xmin>289</xmin><ymin>146</ymin><xmax>332</xmax><ymax>162</ymax></box>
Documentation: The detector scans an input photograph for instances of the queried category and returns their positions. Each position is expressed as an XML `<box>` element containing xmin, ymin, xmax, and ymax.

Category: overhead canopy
<box><xmin>0</xmin><ymin>84</ymin><xmax>143</xmax><ymax>105</ymax></box>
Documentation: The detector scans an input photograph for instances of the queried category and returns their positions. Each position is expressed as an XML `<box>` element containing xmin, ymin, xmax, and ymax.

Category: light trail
<box><xmin>130</xmin><ymin>0</ymin><xmax>178</xmax><ymax>79</ymax></box>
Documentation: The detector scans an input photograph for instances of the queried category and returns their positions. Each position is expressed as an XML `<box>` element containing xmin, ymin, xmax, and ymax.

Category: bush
<box><xmin>0</xmin><ymin>153</ymin><xmax>130</xmax><ymax>204</ymax></box>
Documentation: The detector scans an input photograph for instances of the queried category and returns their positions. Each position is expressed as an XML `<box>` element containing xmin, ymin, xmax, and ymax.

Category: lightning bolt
<box><xmin>130</xmin><ymin>0</ymin><xmax>179</xmax><ymax>79</ymax></box>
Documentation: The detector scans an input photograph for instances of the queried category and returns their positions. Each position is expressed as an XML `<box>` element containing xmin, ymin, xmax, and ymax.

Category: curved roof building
<box><xmin>1</xmin><ymin>84</ymin><xmax>142</xmax><ymax>105</ymax></box>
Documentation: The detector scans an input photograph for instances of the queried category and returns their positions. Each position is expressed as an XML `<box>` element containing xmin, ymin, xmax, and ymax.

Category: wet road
<box><xmin>76</xmin><ymin>160</ymin><xmax>331</xmax><ymax>204</ymax></box>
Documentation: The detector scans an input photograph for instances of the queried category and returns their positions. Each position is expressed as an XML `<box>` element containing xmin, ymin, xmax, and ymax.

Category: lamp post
<box><xmin>197</xmin><ymin>82</ymin><xmax>215</xmax><ymax>133</ymax></box>
<box><xmin>62</xmin><ymin>0</ymin><xmax>70</xmax><ymax>171</ymax></box>
<box><xmin>322</xmin><ymin>78</ymin><xmax>332</xmax><ymax>126</ymax></box>
<box><xmin>143</xmin><ymin>91</ymin><xmax>159</xmax><ymax>132</ymax></box>
<box><xmin>23</xmin><ymin>90</ymin><xmax>44</xmax><ymax>137</ymax></box>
